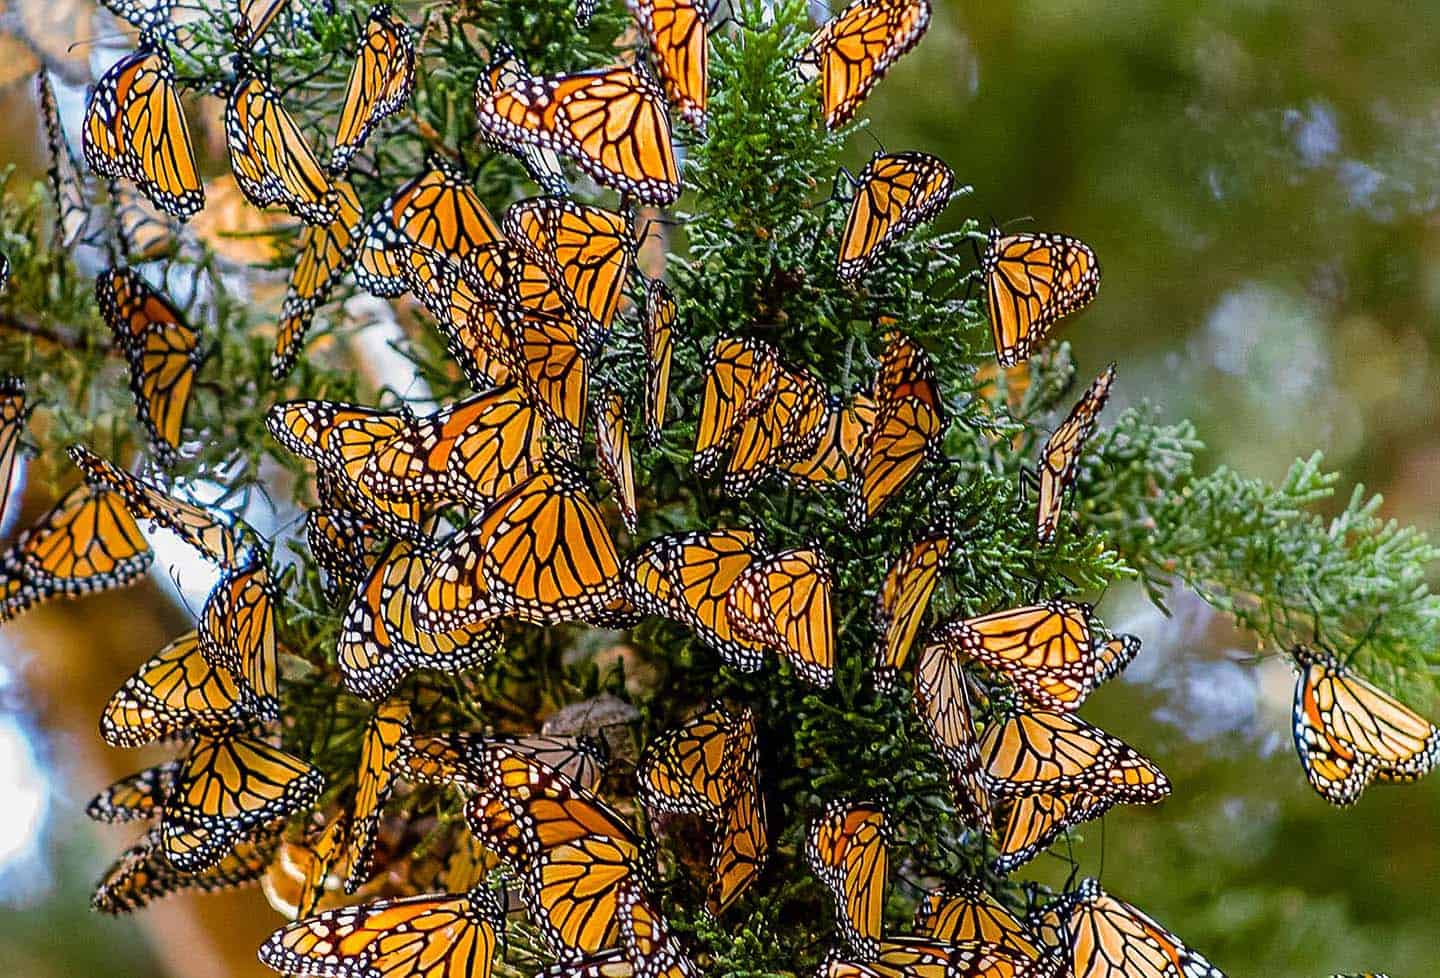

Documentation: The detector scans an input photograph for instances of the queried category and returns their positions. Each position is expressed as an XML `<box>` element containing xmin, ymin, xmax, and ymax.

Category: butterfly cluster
<box><xmin>0</xmin><ymin>2</ymin><xmax>1428</xmax><ymax>977</ymax></box>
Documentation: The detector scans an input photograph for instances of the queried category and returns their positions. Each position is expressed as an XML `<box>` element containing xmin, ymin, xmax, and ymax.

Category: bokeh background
<box><xmin>2</xmin><ymin>1</ymin><xmax>1439</xmax><ymax>975</ymax></box>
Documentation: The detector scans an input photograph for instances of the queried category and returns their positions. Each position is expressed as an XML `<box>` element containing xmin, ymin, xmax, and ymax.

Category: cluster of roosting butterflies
<box><xmin>0</xmin><ymin>0</ymin><xmax>1434</xmax><ymax>976</ymax></box>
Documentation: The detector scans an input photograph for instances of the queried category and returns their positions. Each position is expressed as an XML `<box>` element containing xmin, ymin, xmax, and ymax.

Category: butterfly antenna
<box><xmin>1343</xmin><ymin>614</ymin><xmax>1384</xmax><ymax>667</ymax></box>
<box><xmin>861</xmin><ymin>125</ymin><xmax>886</xmax><ymax>156</ymax></box>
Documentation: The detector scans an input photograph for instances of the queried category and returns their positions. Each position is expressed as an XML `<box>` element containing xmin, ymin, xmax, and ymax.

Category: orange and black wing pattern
<box><xmin>934</xmin><ymin>599</ymin><xmax>1104</xmax><ymax>711</ymax></box>
<box><xmin>93</xmin><ymin>827</ymin><xmax>276</xmax><ymax>915</ymax></box>
<box><xmin>849</xmin><ymin>332</ymin><xmax>943</xmax><ymax>527</ymax></box>
<box><xmin>725</xmin><ymin>546</ymin><xmax>835</xmax><ymax>687</ymax></box>
<box><xmin>83</xmin><ymin>47</ymin><xmax>204</xmax><ymax>219</ymax></box>
<box><xmin>415</xmin><ymin>468</ymin><xmax>623</xmax><ymax>631</ymax></box>
<box><xmin>1291</xmin><ymin>644</ymin><xmax>1440</xmax><ymax>806</ymax></box>
<box><xmin>226</xmin><ymin>75</ymin><xmax>336</xmax><ymax>224</ymax></box>
<box><xmin>477</xmin><ymin>65</ymin><xmax>680</xmax><ymax>204</ymax></box>
<box><xmin>626</xmin><ymin>0</ymin><xmax>708</xmax><ymax>129</ymax></box>
<box><xmin>1037</xmin><ymin>363</ymin><xmax>1116</xmax><ymax>544</ymax></box>
<box><xmin>68</xmin><ymin>444</ymin><xmax>243</xmax><ymax>567</ymax></box>
<box><xmin>805</xmin><ymin>799</ymin><xmax>888</xmax><ymax>959</ymax></box>
<box><xmin>0</xmin><ymin>482</ymin><xmax>151</xmax><ymax>621</ymax></box>
<box><xmin>100</xmin><ymin>630</ymin><xmax>256</xmax><ymax>748</ymax></box>
<box><xmin>96</xmin><ymin>267</ymin><xmax>199</xmax><ymax>463</ymax></box>
<box><xmin>872</xmin><ymin>530</ymin><xmax>951</xmax><ymax>686</ymax></box>
<box><xmin>354</xmin><ymin>160</ymin><xmax>502</xmax><ymax>297</ymax></box>
<box><xmin>1036</xmin><ymin>877</ymin><xmax>1226</xmax><ymax>978</ymax></box>
<box><xmin>259</xmin><ymin>886</ymin><xmax>504</xmax><ymax>978</ymax></box>
<box><xmin>693</xmin><ymin>336</ymin><xmax>780</xmax><ymax>475</ymax></box>
<box><xmin>330</xmin><ymin>4</ymin><xmax>415</xmax><ymax>173</ymax></box>
<box><xmin>160</xmin><ymin>734</ymin><xmax>322</xmax><ymax>872</ymax></box>
<box><xmin>273</xmin><ymin>179</ymin><xmax>364</xmax><ymax>377</ymax></box>
<box><xmin>912</xmin><ymin>629</ymin><xmax>990</xmax><ymax>829</ymax></box>
<box><xmin>0</xmin><ymin>376</ymin><xmax>28</xmax><ymax>529</ymax></box>
<box><xmin>344</xmin><ymin>699</ymin><xmax>409</xmax><ymax>893</ymax></box>
<box><xmin>794</xmin><ymin>0</ymin><xmax>931</xmax><ymax>129</ymax></box>
<box><xmin>596</xmin><ymin>393</ymin><xmax>638</xmax><ymax>533</ymax></box>
<box><xmin>504</xmin><ymin>195</ymin><xmax>633</xmax><ymax>346</ymax></box>
<box><xmin>837</xmin><ymin>151</ymin><xmax>953</xmax><ymax>281</ymax></box>
<box><xmin>642</xmin><ymin>277</ymin><xmax>676</xmax><ymax>445</ymax></box>
<box><xmin>338</xmin><ymin>541</ymin><xmax>501</xmax><ymax>700</ymax></box>
<box><xmin>198</xmin><ymin>562</ymin><xmax>280</xmax><ymax>715</ymax></box>
<box><xmin>983</xmin><ymin>227</ymin><xmax>1101</xmax><ymax>367</ymax></box>
<box><xmin>979</xmin><ymin>708</ymin><xmax>1170</xmax><ymax>804</ymax></box>
<box><xmin>626</xmin><ymin>528</ymin><xmax>767</xmax><ymax>672</ymax></box>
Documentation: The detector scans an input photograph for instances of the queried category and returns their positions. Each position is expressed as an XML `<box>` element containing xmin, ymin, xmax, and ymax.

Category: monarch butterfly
<box><xmin>100</xmin><ymin>630</ymin><xmax>257</xmax><ymax>748</ymax></box>
<box><xmin>476</xmin><ymin>45</ymin><xmax>568</xmax><ymax>195</ymax></box>
<box><xmin>96</xmin><ymin>267</ymin><xmax>199</xmax><ymax>463</ymax></box>
<box><xmin>794</xmin><ymin>0</ymin><xmax>931</xmax><ymax>129</ymax></box>
<box><xmin>837</xmin><ymin>151</ymin><xmax>953</xmax><ymax>281</ymax></box>
<box><xmin>626</xmin><ymin>528</ymin><xmax>767</xmax><ymax>672</ymax></box>
<box><xmin>934</xmin><ymin>600</ymin><xmax>1117</xmax><ymax>712</ymax></box>
<box><xmin>86</xmin><ymin>760</ymin><xmax>181</xmax><ymax>823</ymax></box>
<box><xmin>294</xmin><ymin>815</ymin><xmax>349</xmax><ymax>918</ymax></box>
<box><xmin>1032</xmin><ymin>877</ymin><xmax>1227</xmax><ymax>978</ymax></box>
<box><xmin>818</xmin><ymin>937</ymin><xmax>1058</xmax><ymax>977</ymax></box>
<box><xmin>338</xmin><ymin>541</ymin><xmax>501</xmax><ymax>701</ymax></box>
<box><xmin>160</xmin><ymin>733</ymin><xmax>323</xmax><ymax>872</ymax></box>
<box><xmin>414</xmin><ymin>468</ymin><xmax>623</xmax><ymax>630</ymax></box>
<box><xmin>983</xmin><ymin>227</ymin><xmax>1101</xmax><ymax>368</ymax></box>
<box><xmin>914</xmin><ymin>880</ymin><xmax>1066</xmax><ymax>977</ymax></box>
<box><xmin>725</xmin><ymin>547</ymin><xmax>835</xmax><ymax>687</ymax></box>
<box><xmin>83</xmin><ymin>46</ymin><xmax>204</xmax><ymax>219</ymax></box>
<box><xmin>637</xmin><ymin>703</ymin><xmax>767</xmax><ymax>913</ymax></box>
<box><xmin>400</xmin><ymin>731</ymin><xmax>610</xmax><ymax>796</ymax></box>
<box><xmin>273</xmin><ymin>179</ymin><xmax>364</xmax><ymax>377</ymax></box>
<box><xmin>238</xmin><ymin>0</ymin><xmax>288</xmax><ymax>42</ymax></box>
<box><xmin>361</xmin><ymin>387</ymin><xmax>550</xmax><ymax>509</ymax></box>
<box><xmin>721</xmin><ymin>364</ymin><xmax>830</xmax><ymax>497</ymax></box>
<box><xmin>626</xmin><ymin>0</ymin><xmax>708</xmax><ymax>129</ymax></box>
<box><xmin>597</xmin><ymin>393</ymin><xmax>639</xmax><ymax>533</ymax></box>
<box><xmin>259</xmin><ymin>886</ymin><xmax>505</xmax><ymax>978</ymax></box>
<box><xmin>638</xmin><ymin>702</ymin><xmax>753</xmax><ymax>817</ymax></box>
<box><xmin>330</xmin><ymin>4</ymin><xmax>415</xmax><ymax>173</ymax></box>
<box><xmin>399</xmin><ymin>246</ymin><xmax>541</xmax><ymax>391</ymax></box>
<box><xmin>849</xmin><ymin>332</ymin><xmax>944</xmax><ymax>527</ymax></box>
<box><xmin>642</xmin><ymin>278</ymin><xmax>676</xmax><ymax>445</ymax></box>
<box><xmin>198</xmin><ymin>562</ymin><xmax>280</xmax><ymax>716</ymax></box>
<box><xmin>468</xmin><ymin>745</ymin><xmax>698</xmax><ymax>974</ymax></box>
<box><xmin>477</xmin><ymin>65</ymin><xmax>681</xmax><ymax>205</ymax></box>
<box><xmin>226</xmin><ymin>74</ymin><xmax>336</xmax><ymax>224</ymax></box>
<box><xmin>506</xmin><ymin>304</ymin><xmax>591</xmax><ymax>457</ymax></box>
<box><xmin>711</xmin><ymin>768</ymin><xmax>768</xmax><ymax>915</ymax></box>
<box><xmin>913</xmin><ymin>629</ymin><xmax>990</xmax><ymax>829</ymax></box>
<box><xmin>342</xmin><ymin>700</ymin><xmax>409</xmax><ymax>894</ymax></box>
<box><xmin>991</xmin><ymin>790</ymin><xmax>1108</xmax><ymax>875</ymax></box>
<box><xmin>980</xmin><ymin>709</ymin><xmax>1171</xmax><ymax>803</ymax></box>
<box><xmin>872</xmin><ymin>531</ymin><xmax>951</xmax><ymax>687</ymax></box>
<box><xmin>0</xmin><ymin>376</ymin><xmax>28</xmax><ymax>529</ymax></box>
<box><xmin>37</xmin><ymin>68</ymin><xmax>91</xmax><ymax>248</ymax></box>
<box><xmin>806</xmin><ymin>799</ymin><xmax>888</xmax><ymax>958</ymax></box>
<box><xmin>779</xmin><ymin>390</ymin><xmax>877</xmax><ymax>488</ymax></box>
<box><xmin>264</xmin><ymin>402</ymin><xmax>426</xmax><ymax>537</ymax></box>
<box><xmin>1290</xmin><ymin>644</ymin><xmax>1440</xmax><ymax>806</ymax></box>
<box><xmin>68</xmin><ymin>444</ymin><xmax>244</xmax><ymax>566</ymax></box>
<box><xmin>0</xmin><ymin>482</ymin><xmax>152</xmax><ymax>621</ymax></box>
<box><xmin>93</xmin><ymin>827</ymin><xmax>276</xmax><ymax>915</ymax></box>
<box><xmin>354</xmin><ymin>159</ymin><xmax>502</xmax><ymax>297</ymax></box>
<box><xmin>1037</xmin><ymin>364</ymin><xmax>1116</xmax><ymax>544</ymax></box>
<box><xmin>504</xmin><ymin>195</ymin><xmax>634</xmax><ymax>347</ymax></box>
<box><xmin>693</xmin><ymin>337</ymin><xmax>781</xmax><ymax>475</ymax></box>
<box><xmin>305</xmin><ymin>508</ymin><xmax>384</xmax><ymax>604</ymax></box>
<box><xmin>108</xmin><ymin>177</ymin><xmax>177</xmax><ymax>260</ymax></box>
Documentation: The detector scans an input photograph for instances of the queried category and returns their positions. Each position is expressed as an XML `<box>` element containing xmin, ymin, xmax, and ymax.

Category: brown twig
<box><xmin>0</xmin><ymin>313</ymin><xmax>115</xmax><ymax>355</ymax></box>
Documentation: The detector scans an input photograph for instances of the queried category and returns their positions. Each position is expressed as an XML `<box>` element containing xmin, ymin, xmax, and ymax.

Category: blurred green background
<box><xmin>1</xmin><ymin>1</ymin><xmax>1438</xmax><ymax>975</ymax></box>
